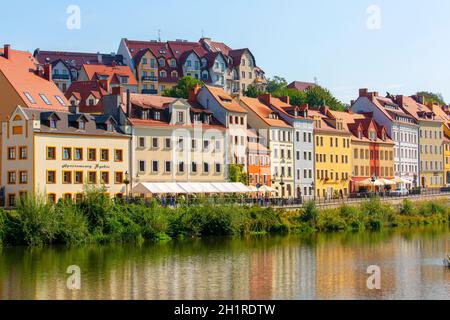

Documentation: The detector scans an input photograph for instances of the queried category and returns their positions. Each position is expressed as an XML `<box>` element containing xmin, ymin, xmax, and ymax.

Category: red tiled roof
<box><xmin>240</xmin><ymin>96</ymin><xmax>292</xmax><ymax>128</ymax></box>
<box><xmin>204</xmin><ymin>85</ymin><xmax>247</xmax><ymax>113</ymax></box>
<box><xmin>34</xmin><ymin>50</ymin><xmax>122</xmax><ymax>70</ymax></box>
<box><xmin>65</xmin><ymin>80</ymin><xmax>108</xmax><ymax>113</ymax></box>
<box><xmin>82</xmin><ymin>64</ymin><xmax>137</xmax><ymax>85</ymax></box>
<box><xmin>0</xmin><ymin>47</ymin><xmax>68</xmax><ymax>111</ymax></box>
<box><xmin>287</xmin><ymin>81</ymin><xmax>316</xmax><ymax>92</ymax></box>
<box><xmin>199</xmin><ymin>38</ymin><xmax>233</xmax><ymax>55</ymax></box>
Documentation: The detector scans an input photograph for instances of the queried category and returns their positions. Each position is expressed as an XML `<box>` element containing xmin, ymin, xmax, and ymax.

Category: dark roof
<box><xmin>287</xmin><ymin>81</ymin><xmax>316</xmax><ymax>92</ymax></box>
<box><xmin>22</xmin><ymin>108</ymin><xmax>128</xmax><ymax>137</ymax></box>
<box><xmin>33</xmin><ymin>49</ymin><xmax>124</xmax><ymax>70</ymax></box>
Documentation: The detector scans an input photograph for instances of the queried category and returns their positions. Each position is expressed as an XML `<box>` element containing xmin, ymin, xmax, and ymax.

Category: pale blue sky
<box><xmin>2</xmin><ymin>0</ymin><xmax>450</xmax><ymax>103</ymax></box>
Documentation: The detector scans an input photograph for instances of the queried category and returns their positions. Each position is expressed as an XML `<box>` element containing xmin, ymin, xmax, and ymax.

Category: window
<box><xmin>87</xmin><ymin>148</ymin><xmax>96</xmax><ymax>161</ymax></box>
<box><xmin>88</xmin><ymin>172</ymin><xmax>97</xmax><ymax>184</ymax></box>
<box><xmin>19</xmin><ymin>171</ymin><xmax>28</xmax><ymax>184</ymax></box>
<box><xmin>39</xmin><ymin>94</ymin><xmax>52</xmax><ymax>105</ymax></box>
<box><xmin>115</xmin><ymin>172</ymin><xmax>124</xmax><ymax>184</ymax></box>
<box><xmin>165</xmin><ymin>138</ymin><xmax>172</xmax><ymax>149</ymax></box>
<box><xmin>78</xmin><ymin>120</ymin><xmax>86</xmax><ymax>130</ymax></box>
<box><xmin>75</xmin><ymin>171</ymin><xmax>83</xmax><ymax>184</ymax></box>
<box><xmin>19</xmin><ymin>146</ymin><xmax>27</xmax><ymax>160</ymax></box>
<box><xmin>63</xmin><ymin>171</ymin><xmax>72</xmax><ymax>184</ymax></box>
<box><xmin>115</xmin><ymin>149</ymin><xmax>123</xmax><ymax>162</ymax></box>
<box><xmin>47</xmin><ymin>194</ymin><xmax>56</xmax><ymax>204</ymax></box>
<box><xmin>192</xmin><ymin>162</ymin><xmax>198</xmax><ymax>173</ymax></box>
<box><xmin>75</xmin><ymin>194</ymin><xmax>83</xmax><ymax>203</ymax></box>
<box><xmin>138</xmin><ymin>160</ymin><xmax>146</xmax><ymax>173</ymax></box>
<box><xmin>138</xmin><ymin>137</ymin><xmax>146</xmax><ymax>148</ymax></box>
<box><xmin>55</xmin><ymin>95</ymin><xmax>66</xmax><ymax>106</ymax></box>
<box><xmin>47</xmin><ymin>170</ymin><xmax>56</xmax><ymax>184</ymax></box>
<box><xmin>47</xmin><ymin>147</ymin><xmax>56</xmax><ymax>160</ymax></box>
<box><xmin>7</xmin><ymin>147</ymin><xmax>16</xmax><ymax>160</ymax></box>
<box><xmin>215</xmin><ymin>163</ymin><xmax>221</xmax><ymax>173</ymax></box>
<box><xmin>101</xmin><ymin>172</ymin><xmax>110</xmax><ymax>184</ymax></box>
<box><xmin>203</xmin><ymin>162</ymin><xmax>210</xmax><ymax>173</ymax></box>
<box><xmin>165</xmin><ymin>161</ymin><xmax>172</xmax><ymax>173</ymax></box>
<box><xmin>24</xmin><ymin>92</ymin><xmax>36</xmax><ymax>104</ymax></box>
<box><xmin>7</xmin><ymin>171</ymin><xmax>16</xmax><ymax>184</ymax></box>
<box><xmin>152</xmin><ymin>138</ymin><xmax>159</xmax><ymax>149</ymax></box>
<box><xmin>152</xmin><ymin>161</ymin><xmax>159</xmax><ymax>172</ymax></box>
<box><xmin>101</xmin><ymin>149</ymin><xmax>109</xmax><ymax>161</ymax></box>
<box><xmin>62</xmin><ymin>147</ymin><xmax>72</xmax><ymax>160</ymax></box>
<box><xmin>178</xmin><ymin>162</ymin><xmax>185</xmax><ymax>173</ymax></box>
<box><xmin>177</xmin><ymin>111</ymin><xmax>184</xmax><ymax>124</ymax></box>
<box><xmin>74</xmin><ymin>148</ymin><xmax>83</xmax><ymax>161</ymax></box>
<box><xmin>63</xmin><ymin>194</ymin><xmax>72</xmax><ymax>202</ymax></box>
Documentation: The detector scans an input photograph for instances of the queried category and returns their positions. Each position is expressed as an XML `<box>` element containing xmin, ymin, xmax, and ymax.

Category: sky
<box><xmin>1</xmin><ymin>0</ymin><xmax>450</xmax><ymax>103</ymax></box>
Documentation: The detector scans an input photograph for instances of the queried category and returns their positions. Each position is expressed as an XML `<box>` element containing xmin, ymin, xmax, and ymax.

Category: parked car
<box><xmin>389</xmin><ymin>188</ymin><xmax>409</xmax><ymax>197</ymax></box>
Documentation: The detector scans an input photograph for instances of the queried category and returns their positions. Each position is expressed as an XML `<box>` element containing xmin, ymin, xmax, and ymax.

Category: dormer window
<box><xmin>170</xmin><ymin>59</ymin><xmax>177</xmax><ymax>67</ymax></box>
<box><xmin>107</xmin><ymin>123</ymin><xmax>114</xmax><ymax>132</ymax></box>
<box><xmin>177</xmin><ymin>111</ymin><xmax>184</xmax><ymax>124</ymax></box>
<box><xmin>120</xmin><ymin>76</ymin><xmax>128</xmax><ymax>84</ymax></box>
<box><xmin>369</xmin><ymin>131</ymin><xmax>376</xmax><ymax>141</ymax></box>
<box><xmin>158</xmin><ymin>58</ymin><xmax>165</xmax><ymax>67</ymax></box>
<box><xmin>204</xmin><ymin>115</ymin><xmax>211</xmax><ymax>124</ymax></box>
<box><xmin>79</xmin><ymin>120</ymin><xmax>86</xmax><ymax>130</ymax></box>
<box><xmin>269</xmin><ymin>112</ymin><xmax>278</xmax><ymax>120</ymax></box>
<box><xmin>55</xmin><ymin>95</ymin><xmax>66</xmax><ymax>106</ymax></box>
<box><xmin>154</xmin><ymin>111</ymin><xmax>161</xmax><ymax>120</ymax></box>
<box><xmin>50</xmin><ymin>119</ymin><xmax>57</xmax><ymax>129</ymax></box>
<box><xmin>358</xmin><ymin>130</ymin><xmax>363</xmax><ymax>139</ymax></box>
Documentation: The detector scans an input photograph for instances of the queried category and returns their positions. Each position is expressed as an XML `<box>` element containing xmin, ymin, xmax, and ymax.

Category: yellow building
<box><xmin>429</xmin><ymin>103</ymin><xmax>450</xmax><ymax>186</ymax></box>
<box><xmin>1</xmin><ymin>106</ymin><xmax>131</xmax><ymax>207</ymax></box>
<box><xmin>133</xmin><ymin>49</ymin><xmax>159</xmax><ymax>94</ymax></box>
<box><xmin>398</xmin><ymin>96</ymin><xmax>444</xmax><ymax>188</ymax></box>
<box><xmin>309</xmin><ymin>107</ymin><xmax>352</xmax><ymax>199</ymax></box>
<box><xmin>103</xmin><ymin>89</ymin><xmax>227</xmax><ymax>188</ymax></box>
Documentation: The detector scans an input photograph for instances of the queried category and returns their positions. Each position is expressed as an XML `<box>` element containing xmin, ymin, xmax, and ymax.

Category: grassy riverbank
<box><xmin>0</xmin><ymin>189</ymin><xmax>448</xmax><ymax>247</ymax></box>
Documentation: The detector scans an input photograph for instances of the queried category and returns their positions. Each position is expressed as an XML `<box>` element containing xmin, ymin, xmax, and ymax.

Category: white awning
<box><xmin>132</xmin><ymin>182</ymin><xmax>253</xmax><ymax>195</ymax></box>
<box><xmin>131</xmin><ymin>183</ymin><xmax>187</xmax><ymax>194</ymax></box>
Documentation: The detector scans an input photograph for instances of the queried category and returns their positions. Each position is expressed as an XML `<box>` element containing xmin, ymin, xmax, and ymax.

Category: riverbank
<box><xmin>0</xmin><ymin>190</ymin><xmax>448</xmax><ymax>247</ymax></box>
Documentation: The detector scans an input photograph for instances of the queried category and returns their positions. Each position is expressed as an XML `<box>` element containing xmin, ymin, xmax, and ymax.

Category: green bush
<box><xmin>16</xmin><ymin>195</ymin><xmax>59</xmax><ymax>246</ymax></box>
<box><xmin>0</xmin><ymin>209</ymin><xmax>5</xmax><ymax>245</ymax></box>
<box><xmin>55</xmin><ymin>202</ymin><xmax>90</xmax><ymax>245</ymax></box>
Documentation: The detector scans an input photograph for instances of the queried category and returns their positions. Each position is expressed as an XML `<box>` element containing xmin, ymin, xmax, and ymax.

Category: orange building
<box><xmin>247</xmin><ymin>129</ymin><xmax>271</xmax><ymax>187</ymax></box>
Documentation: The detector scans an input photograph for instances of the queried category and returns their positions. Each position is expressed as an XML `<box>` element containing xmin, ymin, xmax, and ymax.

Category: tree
<box><xmin>305</xmin><ymin>86</ymin><xmax>345</xmax><ymax>111</ymax></box>
<box><xmin>266</xmin><ymin>76</ymin><xmax>288</xmax><ymax>93</ymax></box>
<box><xmin>228</xmin><ymin>164</ymin><xmax>248</xmax><ymax>185</ymax></box>
<box><xmin>272</xmin><ymin>88</ymin><xmax>307</xmax><ymax>106</ymax></box>
<box><xmin>416</xmin><ymin>91</ymin><xmax>446</xmax><ymax>105</ymax></box>
<box><xmin>162</xmin><ymin>76</ymin><xmax>203</xmax><ymax>99</ymax></box>
<box><xmin>244</xmin><ymin>84</ymin><xmax>266</xmax><ymax>98</ymax></box>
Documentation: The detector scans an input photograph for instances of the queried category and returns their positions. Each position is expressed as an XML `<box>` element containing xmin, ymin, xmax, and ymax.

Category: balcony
<box><xmin>141</xmin><ymin>76</ymin><xmax>158</xmax><ymax>82</ymax></box>
<box><xmin>53</xmin><ymin>74</ymin><xmax>70</xmax><ymax>80</ymax></box>
<box><xmin>141</xmin><ymin>89</ymin><xmax>158</xmax><ymax>95</ymax></box>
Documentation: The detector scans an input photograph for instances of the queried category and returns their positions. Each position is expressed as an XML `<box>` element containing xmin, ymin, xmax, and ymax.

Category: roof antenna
<box><xmin>158</xmin><ymin>29</ymin><xmax>162</xmax><ymax>42</ymax></box>
<box><xmin>314</xmin><ymin>76</ymin><xmax>318</xmax><ymax>85</ymax></box>
<box><xmin>201</xmin><ymin>29</ymin><xmax>204</xmax><ymax>38</ymax></box>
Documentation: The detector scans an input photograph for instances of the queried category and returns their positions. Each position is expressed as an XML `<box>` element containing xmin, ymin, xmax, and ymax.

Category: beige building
<box><xmin>397</xmin><ymin>96</ymin><xmax>444</xmax><ymax>188</ymax></box>
<box><xmin>1</xmin><ymin>106</ymin><xmax>130</xmax><ymax>207</ymax></box>
<box><xmin>102</xmin><ymin>88</ymin><xmax>227</xmax><ymax>187</ymax></box>
<box><xmin>239</xmin><ymin>96</ymin><xmax>295</xmax><ymax>198</ymax></box>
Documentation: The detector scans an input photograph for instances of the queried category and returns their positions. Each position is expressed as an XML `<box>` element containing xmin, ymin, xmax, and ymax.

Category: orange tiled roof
<box><xmin>204</xmin><ymin>85</ymin><xmax>247</xmax><ymax>113</ymax></box>
<box><xmin>0</xmin><ymin>47</ymin><xmax>68</xmax><ymax>111</ymax></box>
<box><xmin>240</xmin><ymin>96</ymin><xmax>292</xmax><ymax>128</ymax></box>
<box><xmin>82</xmin><ymin>64</ymin><xmax>137</xmax><ymax>85</ymax></box>
<box><xmin>398</xmin><ymin>96</ymin><xmax>443</xmax><ymax>123</ymax></box>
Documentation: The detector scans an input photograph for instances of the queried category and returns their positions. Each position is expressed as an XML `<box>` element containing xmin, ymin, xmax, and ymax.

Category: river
<box><xmin>0</xmin><ymin>226</ymin><xmax>448</xmax><ymax>300</ymax></box>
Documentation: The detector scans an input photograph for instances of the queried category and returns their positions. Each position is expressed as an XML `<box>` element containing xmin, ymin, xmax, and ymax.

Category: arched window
<box><xmin>201</xmin><ymin>70</ymin><xmax>209</xmax><ymax>81</ymax></box>
<box><xmin>171</xmin><ymin>71</ymin><xmax>178</xmax><ymax>78</ymax></box>
<box><xmin>160</xmin><ymin>70</ymin><xmax>167</xmax><ymax>78</ymax></box>
<box><xmin>158</xmin><ymin>58</ymin><xmax>165</xmax><ymax>67</ymax></box>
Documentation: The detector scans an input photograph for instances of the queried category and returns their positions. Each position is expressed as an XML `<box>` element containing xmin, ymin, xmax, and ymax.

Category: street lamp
<box><xmin>124</xmin><ymin>171</ymin><xmax>130</xmax><ymax>203</ymax></box>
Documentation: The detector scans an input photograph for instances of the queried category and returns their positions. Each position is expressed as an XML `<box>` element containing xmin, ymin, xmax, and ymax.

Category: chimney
<box><xmin>359</xmin><ymin>88</ymin><xmax>368</xmax><ymax>97</ymax></box>
<box><xmin>43</xmin><ymin>63</ymin><xmax>52</xmax><ymax>82</ymax></box>
<box><xmin>189</xmin><ymin>84</ymin><xmax>201</xmax><ymax>104</ymax></box>
<box><xmin>3</xmin><ymin>44</ymin><xmax>10</xmax><ymax>59</ymax></box>
<box><xmin>395</xmin><ymin>95</ymin><xmax>404</xmax><ymax>106</ymax></box>
<box><xmin>279</xmin><ymin>96</ymin><xmax>290</xmax><ymax>105</ymax></box>
<box><xmin>111</xmin><ymin>60</ymin><xmax>117</xmax><ymax>68</ymax></box>
<box><xmin>126</xmin><ymin>89</ymin><xmax>131</xmax><ymax>117</ymax></box>
<box><xmin>258</xmin><ymin>93</ymin><xmax>272</xmax><ymax>106</ymax></box>
<box><xmin>320</xmin><ymin>105</ymin><xmax>329</xmax><ymax>116</ymax></box>
<box><xmin>112</xmin><ymin>85</ymin><xmax>124</xmax><ymax>97</ymax></box>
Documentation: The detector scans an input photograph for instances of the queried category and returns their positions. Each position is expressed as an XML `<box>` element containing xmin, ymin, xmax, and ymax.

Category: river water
<box><xmin>0</xmin><ymin>226</ymin><xmax>449</xmax><ymax>300</ymax></box>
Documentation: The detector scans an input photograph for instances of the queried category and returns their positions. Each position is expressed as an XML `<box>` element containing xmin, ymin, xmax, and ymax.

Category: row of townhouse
<box><xmin>3</xmin><ymin>44</ymin><xmax>450</xmax><ymax>207</ymax></box>
<box><xmin>33</xmin><ymin>37</ymin><xmax>267</xmax><ymax>98</ymax></box>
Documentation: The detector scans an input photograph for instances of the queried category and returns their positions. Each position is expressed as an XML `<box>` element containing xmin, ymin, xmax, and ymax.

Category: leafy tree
<box><xmin>272</xmin><ymin>88</ymin><xmax>307</xmax><ymax>106</ymax></box>
<box><xmin>266</xmin><ymin>76</ymin><xmax>288</xmax><ymax>93</ymax></box>
<box><xmin>244</xmin><ymin>84</ymin><xmax>266</xmax><ymax>98</ymax></box>
<box><xmin>305</xmin><ymin>86</ymin><xmax>345</xmax><ymax>111</ymax></box>
<box><xmin>416</xmin><ymin>91</ymin><xmax>446</xmax><ymax>105</ymax></box>
<box><xmin>228</xmin><ymin>164</ymin><xmax>248</xmax><ymax>185</ymax></box>
<box><xmin>162</xmin><ymin>76</ymin><xmax>203</xmax><ymax>99</ymax></box>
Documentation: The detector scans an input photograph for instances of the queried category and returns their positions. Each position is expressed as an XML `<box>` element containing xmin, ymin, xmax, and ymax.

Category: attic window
<box><xmin>269</xmin><ymin>113</ymin><xmax>278</xmax><ymax>120</ymax></box>
<box><xmin>55</xmin><ymin>95</ymin><xmax>66</xmax><ymax>106</ymax></box>
<box><xmin>369</xmin><ymin>131</ymin><xmax>377</xmax><ymax>141</ymax></box>
<box><xmin>24</xmin><ymin>92</ymin><xmax>36</xmax><ymax>104</ymax></box>
<box><xmin>107</xmin><ymin>123</ymin><xmax>114</xmax><ymax>132</ymax></box>
<box><xmin>79</xmin><ymin>120</ymin><xmax>86</xmax><ymax>130</ymax></box>
<box><xmin>49</xmin><ymin>118</ymin><xmax>57</xmax><ymax>129</ymax></box>
<box><xmin>219</xmin><ymin>96</ymin><xmax>232</xmax><ymax>103</ymax></box>
<box><xmin>154</xmin><ymin>111</ymin><xmax>161</xmax><ymax>120</ymax></box>
<box><xmin>39</xmin><ymin>94</ymin><xmax>52</xmax><ymax>106</ymax></box>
